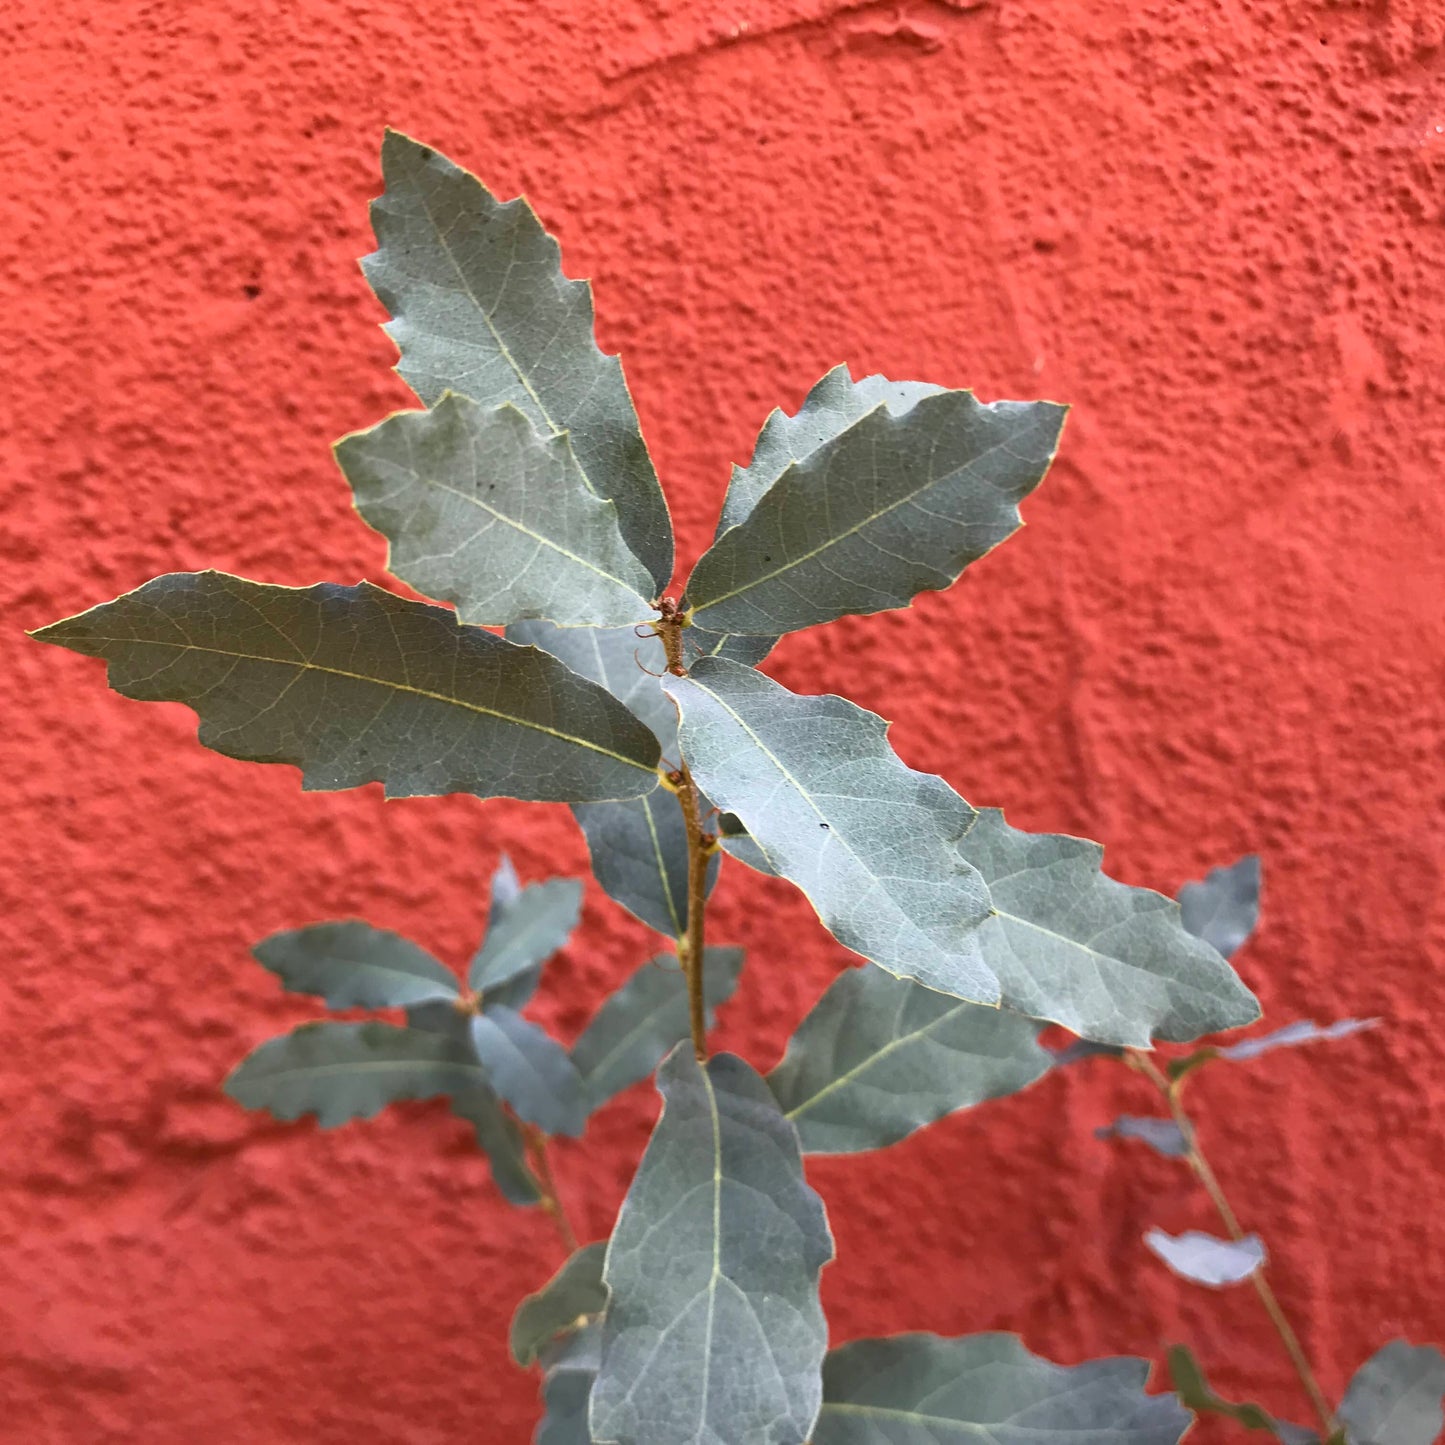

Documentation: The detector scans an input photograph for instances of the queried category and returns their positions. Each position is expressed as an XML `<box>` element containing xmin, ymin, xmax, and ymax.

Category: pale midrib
<box><xmin>697</xmin><ymin>1065</ymin><xmax>725</xmax><ymax>1437</ymax></box>
<box><xmin>783</xmin><ymin>1007</ymin><xmax>964</xmax><ymax>1122</ymax></box>
<box><xmin>691</xmin><ymin>432</ymin><xmax>1018</xmax><ymax>615</ymax></box>
<box><xmin>88</xmin><ymin>636</ymin><xmax>655</xmax><ymax>773</ymax></box>
<box><xmin>418</xmin><ymin>474</ymin><xmax>645</xmax><ymax>600</ymax></box>
<box><xmin>817</xmin><ymin>1400</ymin><xmax>995</xmax><ymax>1435</ymax></box>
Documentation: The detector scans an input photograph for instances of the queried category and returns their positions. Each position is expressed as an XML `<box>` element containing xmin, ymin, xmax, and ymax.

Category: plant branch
<box><xmin>1128</xmin><ymin>1050</ymin><xmax>1341</xmax><ymax>1440</ymax></box>
<box><xmin>656</xmin><ymin>600</ymin><xmax>710</xmax><ymax>1061</ymax></box>
<box><xmin>523</xmin><ymin>1125</ymin><xmax>579</xmax><ymax>1254</ymax></box>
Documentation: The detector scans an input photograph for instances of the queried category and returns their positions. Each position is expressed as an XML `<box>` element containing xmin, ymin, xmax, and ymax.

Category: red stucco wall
<box><xmin>4</xmin><ymin>2</ymin><xmax>1444</xmax><ymax>1440</ymax></box>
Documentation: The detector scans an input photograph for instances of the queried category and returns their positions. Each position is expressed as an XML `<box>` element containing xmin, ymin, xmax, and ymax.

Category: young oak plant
<box><xmin>32</xmin><ymin>133</ymin><xmax>1442</xmax><ymax>1445</ymax></box>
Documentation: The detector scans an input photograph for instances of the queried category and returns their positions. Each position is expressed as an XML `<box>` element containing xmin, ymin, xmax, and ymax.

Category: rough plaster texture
<box><xmin>3</xmin><ymin>1</ymin><xmax>1443</xmax><ymax>1440</ymax></box>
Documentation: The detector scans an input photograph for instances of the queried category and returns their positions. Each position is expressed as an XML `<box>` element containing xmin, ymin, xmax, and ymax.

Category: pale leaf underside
<box><xmin>664</xmin><ymin>659</ymin><xmax>997</xmax><ymax>1005</ymax></box>
<box><xmin>336</xmin><ymin>393</ymin><xmax>655</xmax><ymax>627</ymax></box>
<box><xmin>1143</xmin><ymin>1229</ymin><xmax>1265</xmax><ymax>1287</ymax></box>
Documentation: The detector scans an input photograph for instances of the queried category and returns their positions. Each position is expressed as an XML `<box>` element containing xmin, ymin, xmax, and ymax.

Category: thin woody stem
<box><xmin>1128</xmin><ymin>1051</ymin><xmax>1340</xmax><ymax>1439</ymax></box>
<box><xmin>523</xmin><ymin>1125</ymin><xmax>579</xmax><ymax>1254</ymax></box>
<box><xmin>656</xmin><ymin>600</ymin><xmax>710</xmax><ymax>1061</ymax></box>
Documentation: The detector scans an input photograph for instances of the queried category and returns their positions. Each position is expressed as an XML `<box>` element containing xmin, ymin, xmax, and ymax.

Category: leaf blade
<box><xmin>1143</xmin><ymin>1229</ymin><xmax>1266</xmax><ymax>1287</ymax></box>
<box><xmin>813</xmin><ymin>1333</ymin><xmax>1191</xmax><ymax>1444</ymax></box>
<box><xmin>663</xmin><ymin>658</ymin><xmax>997</xmax><ymax>1004</ymax></box>
<box><xmin>336</xmin><ymin>395</ymin><xmax>655</xmax><ymax>627</ymax></box>
<box><xmin>1339</xmin><ymin>1340</ymin><xmax>1445</xmax><ymax>1445</ymax></box>
<box><xmin>363</xmin><ymin>130</ymin><xmax>673</xmax><ymax>590</ymax></box>
<box><xmin>33</xmin><ymin>573</ymin><xmax>662</xmax><ymax>803</ymax></box>
<box><xmin>252</xmin><ymin>921</ymin><xmax>459</xmax><ymax>1009</ymax></box>
<box><xmin>956</xmin><ymin>809</ymin><xmax>1261</xmax><ymax>1046</ymax></box>
<box><xmin>768</xmin><ymin>964</ymin><xmax>1050</xmax><ymax>1155</ymax></box>
<box><xmin>1178</xmin><ymin>855</ymin><xmax>1262</xmax><ymax>959</ymax></box>
<box><xmin>512</xmin><ymin>1244</ymin><xmax>610</xmax><ymax>1366</ymax></box>
<box><xmin>471</xmin><ymin>1007</ymin><xmax>589</xmax><ymax>1138</ymax></box>
<box><xmin>686</xmin><ymin>390</ymin><xmax>1067</xmax><ymax>636</ymax></box>
<box><xmin>470</xmin><ymin>878</ymin><xmax>583</xmax><ymax>993</ymax></box>
<box><xmin>572</xmin><ymin>949</ymin><xmax>746</xmax><ymax>1109</ymax></box>
<box><xmin>224</xmin><ymin>1021</ymin><xmax>487</xmax><ymax>1126</ymax></box>
<box><xmin>591</xmin><ymin>1047</ymin><xmax>833</xmax><ymax>1445</ymax></box>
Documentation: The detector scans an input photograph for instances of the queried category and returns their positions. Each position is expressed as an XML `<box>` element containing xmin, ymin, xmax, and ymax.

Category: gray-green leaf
<box><xmin>336</xmin><ymin>394</ymin><xmax>655</xmax><ymax>627</ymax></box>
<box><xmin>1095</xmin><ymin>1116</ymin><xmax>1189</xmax><ymax>1158</ymax></box>
<box><xmin>252</xmin><ymin>921</ymin><xmax>459</xmax><ymax>1009</ymax></box>
<box><xmin>1179</xmin><ymin>855</ymin><xmax>1262</xmax><ymax>959</ymax></box>
<box><xmin>716</xmin><ymin>365</ymin><xmax>947</xmax><ymax>537</ymax></box>
<box><xmin>32</xmin><ymin>573</ymin><xmax>661</xmax><ymax>803</ymax></box>
<box><xmin>1143</xmin><ymin>1229</ymin><xmax>1265</xmax><ymax>1287</ymax></box>
<box><xmin>538</xmin><ymin>1326</ymin><xmax>601</xmax><ymax>1445</ymax></box>
<box><xmin>769</xmin><ymin>964</ymin><xmax>1049</xmax><ymax>1155</ymax></box>
<box><xmin>470</xmin><ymin>878</ymin><xmax>582</xmax><ymax>993</ymax></box>
<box><xmin>1339</xmin><ymin>1341</ymin><xmax>1445</xmax><ymax>1445</ymax></box>
<box><xmin>471</xmin><ymin>1007</ymin><xmax>588</xmax><ymax>1138</ymax></box>
<box><xmin>686</xmin><ymin>390</ymin><xmax>1066</xmax><ymax>636</ymax></box>
<box><xmin>225</xmin><ymin>1021</ymin><xmax>488</xmax><ymax>1126</ymax></box>
<box><xmin>592</xmin><ymin>1047</ymin><xmax>833</xmax><ymax>1445</ymax></box>
<box><xmin>508</xmin><ymin>618</ymin><xmax>720</xmax><ymax>937</ymax></box>
<box><xmin>482</xmin><ymin>854</ymin><xmax>545</xmax><ymax>1011</ymax></box>
<box><xmin>715</xmin><ymin>813</ymin><xmax>779</xmax><ymax>877</ymax></box>
<box><xmin>512</xmin><ymin>1244</ymin><xmax>610</xmax><ymax>1366</ymax></box>
<box><xmin>663</xmin><ymin>658</ymin><xmax>997</xmax><ymax>1004</ymax></box>
<box><xmin>363</xmin><ymin>130</ymin><xmax>672</xmax><ymax>591</ymax></box>
<box><xmin>1219</xmin><ymin>1018</ymin><xmax>1378</xmax><ymax>1062</ymax></box>
<box><xmin>813</xmin><ymin>1333</ymin><xmax>1191</xmax><ymax>1444</ymax></box>
<box><xmin>955</xmin><ymin>809</ymin><xmax>1261</xmax><ymax>1046</ymax></box>
<box><xmin>571</xmin><ymin>949</ymin><xmax>746</xmax><ymax>1109</ymax></box>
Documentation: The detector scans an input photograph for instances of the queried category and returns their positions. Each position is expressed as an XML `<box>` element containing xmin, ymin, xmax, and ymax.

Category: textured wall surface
<box><xmin>3</xmin><ymin>1</ymin><xmax>1443</xmax><ymax>1440</ymax></box>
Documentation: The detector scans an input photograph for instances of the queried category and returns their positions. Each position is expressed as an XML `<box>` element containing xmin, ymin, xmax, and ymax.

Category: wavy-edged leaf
<box><xmin>664</xmin><ymin>658</ymin><xmax>997</xmax><ymax>1003</ymax></box>
<box><xmin>470</xmin><ymin>878</ymin><xmax>582</xmax><ymax>993</ymax></box>
<box><xmin>592</xmin><ymin>1047</ymin><xmax>833</xmax><ymax>1445</ymax></box>
<box><xmin>1339</xmin><ymin>1340</ymin><xmax>1445</xmax><ymax>1445</ymax></box>
<box><xmin>1095</xmin><ymin>1116</ymin><xmax>1189</xmax><ymax>1158</ymax></box>
<box><xmin>1167</xmin><ymin>1345</ymin><xmax>1318</xmax><ymax>1443</ymax></box>
<box><xmin>538</xmin><ymin>1326</ymin><xmax>601</xmax><ymax>1445</ymax></box>
<box><xmin>571</xmin><ymin>948</ymin><xmax>745</xmax><ymax>1109</ymax></box>
<box><xmin>32</xmin><ymin>573</ymin><xmax>661</xmax><ymax>803</ymax></box>
<box><xmin>1179</xmin><ymin>855</ymin><xmax>1262</xmax><ymax>959</ymax></box>
<box><xmin>447</xmin><ymin>1081</ymin><xmax>542</xmax><ymax>1206</ymax></box>
<box><xmin>471</xmin><ymin>1007</ymin><xmax>588</xmax><ymax>1138</ymax></box>
<box><xmin>716</xmin><ymin>813</ymin><xmax>779</xmax><ymax>877</ymax></box>
<box><xmin>688</xmin><ymin>366</ymin><xmax>939</xmax><ymax>666</ymax></box>
<box><xmin>362</xmin><ymin>130</ymin><xmax>672</xmax><ymax>590</ymax></box>
<box><xmin>1144</xmin><ymin>1229</ymin><xmax>1265</xmax><ymax>1287</ymax></box>
<box><xmin>483</xmin><ymin>854</ymin><xmax>546</xmax><ymax>1011</ymax></box>
<box><xmin>716</xmin><ymin>365</ymin><xmax>947</xmax><ymax>537</ymax></box>
<box><xmin>404</xmin><ymin>999</ymin><xmax>540</xmax><ymax>1206</ymax></box>
<box><xmin>955</xmin><ymin>809</ymin><xmax>1260</xmax><ymax>1046</ymax></box>
<box><xmin>336</xmin><ymin>395</ymin><xmax>654</xmax><ymax>628</ymax></box>
<box><xmin>1219</xmin><ymin>1018</ymin><xmax>1379</xmax><ymax>1062</ymax></box>
<box><xmin>685</xmin><ymin>390</ymin><xmax>1066</xmax><ymax>637</ymax></box>
<box><xmin>224</xmin><ymin>1020</ymin><xmax>487</xmax><ymax>1126</ymax></box>
<box><xmin>509</xmin><ymin>618</ymin><xmax>721</xmax><ymax>936</ymax></box>
<box><xmin>813</xmin><ymin>1333</ymin><xmax>1191</xmax><ymax>1444</ymax></box>
<box><xmin>769</xmin><ymin>965</ymin><xmax>1049</xmax><ymax>1155</ymax></box>
<box><xmin>252</xmin><ymin>921</ymin><xmax>459</xmax><ymax>1009</ymax></box>
<box><xmin>513</xmin><ymin>1243</ymin><xmax>610</xmax><ymax>1366</ymax></box>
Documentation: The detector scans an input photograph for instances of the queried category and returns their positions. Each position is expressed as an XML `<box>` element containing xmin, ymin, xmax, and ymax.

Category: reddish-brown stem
<box><xmin>1128</xmin><ymin>1051</ymin><xmax>1340</xmax><ymax>1440</ymax></box>
<box><xmin>655</xmin><ymin>600</ymin><xmax>710</xmax><ymax>1061</ymax></box>
<box><xmin>523</xmin><ymin>1125</ymin><xmax>579</xmax><ymax>1254</ymax></box>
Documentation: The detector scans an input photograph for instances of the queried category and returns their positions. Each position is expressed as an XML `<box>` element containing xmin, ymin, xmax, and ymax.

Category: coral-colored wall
<box><xmin>4</xmin><ymin>2</ymin><xmax>1443</xmax><ymax>1440</ymax></box>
